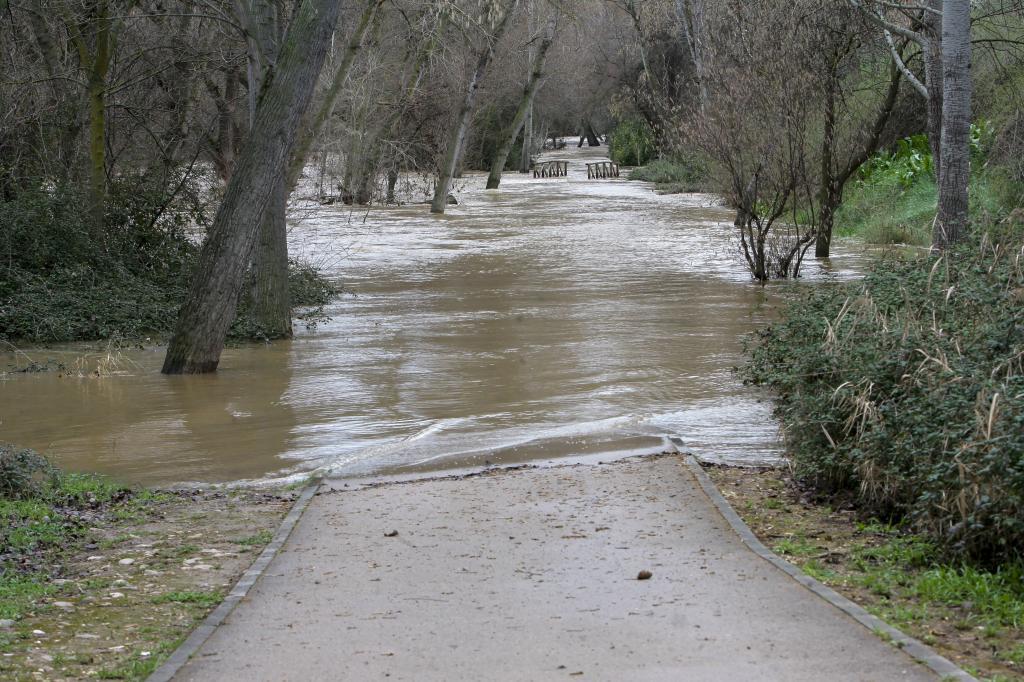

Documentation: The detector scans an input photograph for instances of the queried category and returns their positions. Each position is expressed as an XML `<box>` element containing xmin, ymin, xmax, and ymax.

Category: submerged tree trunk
<box><xmin>815</xmin><ymin>75</ymin><xmax>837</xmax><ymax>258</ymax></box>
<box><xmin>815</xmin><ymin>56</ymin><xmax>901</xmax><ymax>258</ymax></box>
<box><xmin>431</xmin><ymin>1</ymin><xmax>518</xmax><ymax>214</ymax></box>
<box><xmin>241</xmin><ymin>0</ymin><xmax>290</xmax><ymax>337</ymax></box>
<box><xmin>934</xmin><ymin>0</ymin><xmax>971</xmax><ymax>249</ymax></box>
<box><xmin>250</xmin><ymin>179</ymin><xmax>292</xmax><ymax>337</ymax></box>
<box><xmin>162</xmin><ymin>0</ymin><xmax>342</xmax><ymax>375</ymax></box>
<box><xmin>486</xmin><ymin>14</ymin><xmax>557</xmax><ymax>190</ymax></box>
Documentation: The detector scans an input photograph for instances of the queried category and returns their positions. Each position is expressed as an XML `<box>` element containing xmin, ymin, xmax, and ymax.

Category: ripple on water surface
<box><xmin>0</xmin><ymin>146</ymin><xmax>870</xmax><ymax>485</ymax></box>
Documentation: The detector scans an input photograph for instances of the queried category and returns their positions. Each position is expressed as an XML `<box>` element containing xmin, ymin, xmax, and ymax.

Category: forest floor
<box><xmin>171</xmin><ymin>455</ymin><xmax>939</xmax><ymax>681</ymax></box>
<box><xmin>0</xmin><ymin>488</ymin><xmax>292</xmax><ymax>681</ymax></box>
<box><xmin>704</xmin><ymin>464</ymin><xmax>1024</xmax><ymax>682</ymax></box>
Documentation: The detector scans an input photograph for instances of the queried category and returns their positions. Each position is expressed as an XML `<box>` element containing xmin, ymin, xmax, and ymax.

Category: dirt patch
<box><xmin>704</xmin><ymin>464</ymin><xmax>1024</xmax><ymax>682</ymax></box>
<box><xmin>0</xmin><ymin>489</ymin><xmax>294</xmax><ymax>681</ymax></box>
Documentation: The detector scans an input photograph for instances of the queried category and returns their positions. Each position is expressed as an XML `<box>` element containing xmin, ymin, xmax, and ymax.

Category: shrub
<box><xmin>745</xmin><ymin>232</ymin><xmax>1024</xmax><ymax>561</ymax></box>
<box><xmin>0</xmin><ymin>444</ymin><xmax>53</xmax><ymax>500</ymax></box>
<box><xmin>629</xmin><ymin>156</ymin><xmax>708</xmax><ymax>192</ymax></box>
<box><xmin>0</xmin><ymin>181</ymin><xmax>338</xmax><ymax>343</ymax></box>
<box><xmin>609</xmin><ymin>118</ymin><xmax>656</xmax><ymax>166</ymax></box>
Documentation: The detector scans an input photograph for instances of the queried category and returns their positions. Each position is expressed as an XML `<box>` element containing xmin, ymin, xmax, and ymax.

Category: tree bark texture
<box><xmin>162</xmin><ymin>0</ymin><xmax>342</xmax><ymax>374</ymax></box>
<box><xmin>934</xmin><ymin>0</ymin><xmax>971</xmax><ymax>249</ymax></box>
<box><xmin>240</xmin><ymin>0</ymin><xmax>293</xmax><ymax>338</ymax></box>
<box><xmin>486</xmin><ymin>14</ymin><xmax>556</xmax><ymax>190</ymax></box>
<box><xmin>431</xmin><ymin>1</ymin><xmax>518</xmax><ymax>214</ymax></box>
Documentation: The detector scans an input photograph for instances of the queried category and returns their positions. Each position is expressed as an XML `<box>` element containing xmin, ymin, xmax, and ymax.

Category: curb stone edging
<box><xmin>681</xmin><ymin>452</ymin><xmax>976</xmax><ymax>682</ymax></box>
<box><xmin>146</xmin><ymin>483</ymin><xmax>321</xmax><ymax>682</ymax></box>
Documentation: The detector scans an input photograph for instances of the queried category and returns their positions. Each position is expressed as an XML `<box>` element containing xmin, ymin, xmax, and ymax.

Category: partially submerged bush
<box><xmin>0</xmin><ymin>444</ymin><xmax>53</xmax><ymax>500</ymax></box>
<box><xmin>746</xmin><ymin>232</ymin><xmax>1024</xmax><ymax>561</ymax></box>
<box><xmin>0</xmin><ymin>183</ymin><xmax>338</xmax><ymax>343</ymax></box>
<box><xmin>629</xmin><ymin>156</ymin><xmax>708</xmax><ymax>192</ymax></box>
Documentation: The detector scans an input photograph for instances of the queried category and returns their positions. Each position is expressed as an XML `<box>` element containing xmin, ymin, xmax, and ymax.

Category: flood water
<box><xmin>0</xmin><ymin>146</ymin><xmax>867</xmax><ymax>486</ymax></box>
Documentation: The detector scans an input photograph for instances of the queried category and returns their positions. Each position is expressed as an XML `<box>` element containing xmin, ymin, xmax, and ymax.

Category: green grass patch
<box><xmin>913</xmin><ymin>564</ymin><xmax>1024</xmax><ymax>628</ymax></box>
<box><xmin>151</xmin><ymin>590</ymin><xmax>222</xmax><ymax>608</ymax></box>
<box><xmin>0</xmin><ymin>445</ymin><xmax>158</xmax><ymax>623</ymax></box>
<box><xmin>774</xmin><ymin>536</ymin><xmax>818</xmax><ymax>557</ymax></box>
<box><xmin>231</xmin><ymin>530</ymin><xmax>273</xmax><ymax>547</ymax></box>
<box><xmin>0</xmin><ymin>573</ymin><xmax>57</xmax><ymax>620</ymax></box>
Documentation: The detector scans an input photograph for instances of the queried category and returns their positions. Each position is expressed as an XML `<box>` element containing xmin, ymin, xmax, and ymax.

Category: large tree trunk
<box><xmin>486</xmin><ymin>14</ymin><xmax>557</xmax><ymax>190</ymax></box>
<box><xmin>934</xmin><ymin>0</ymin><xmax>972</xmax><ymax>250</ymax></box>
<box><xmin>431</xmin><ymin>1</ymin><xmax>518</xmax><ymax>214</ymax></box>
<box><xmin>161</xmin><ymin>0</ymin><xmax>342</xmax><ymax>375</ymax></box>
<box><xmin>674</xmin><ymin>0</ymin><xmax>707</xmax><ymax>111</ymax></box>
<box><xmin>241</xmin><ymin>0</ymin><xmax>291</xmax><ymax>337</ymax></box>
<box><xmin>250</xmin><ymin>179</ymin><xmax>292</xmax><ymax>337</ymax></box>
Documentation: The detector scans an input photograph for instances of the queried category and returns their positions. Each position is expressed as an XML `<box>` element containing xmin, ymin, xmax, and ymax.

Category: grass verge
<box><xmin>704</xmin><ymin>464</ymin><xmax>1024</xmax><ymax>682</ymax></box>
<box><xmin>0</xmin><ymin>455</ymin><xmax>292</xmax><ymax>681</ymax></box>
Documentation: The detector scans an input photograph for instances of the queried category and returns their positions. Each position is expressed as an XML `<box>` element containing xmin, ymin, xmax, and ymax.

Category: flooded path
<box><xmin>0</xmin><ymin>146</ymin><xmax>865</xmax><ymax>486</ymax></box>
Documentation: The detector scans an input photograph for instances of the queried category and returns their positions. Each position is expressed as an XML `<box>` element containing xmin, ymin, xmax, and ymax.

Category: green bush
<box><xmin>0</xmin><ymin>182</ymin><xmax>338</xmax><ymax>343</ymax></box>
<box><xmin>609</xmin><ymin>118</ymin><xmax>656</xmax><ymax>167</ymax></box>
<box><xmin>744</xmin><ymin>232</ymin><xmax>1024</xmax><ymax>561</ymax></box>
<box><xmin>629</xmin><ymin>157</ymin><xmax>708</xmax><ymax>192</ymax></box>
<box><xmin>0</xmin><ymin>444</ymin><xmax>53</xmax><ymax>500</ymax></box>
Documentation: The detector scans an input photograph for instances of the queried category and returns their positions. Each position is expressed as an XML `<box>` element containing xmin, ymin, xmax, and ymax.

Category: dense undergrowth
<box><xmin>745</xmin><ymin>224</ymin><xmax>1024</xmax><ymax>562</ymax></box>
<box><xmin>836</xmin><ymin>125</ymin><xmax>1020</xmax><ymax>246</ymax></box>
<box><xmin>0</xmin><ymin>182</ymin><xmax>339</xmax><ymax>344</ymax></box>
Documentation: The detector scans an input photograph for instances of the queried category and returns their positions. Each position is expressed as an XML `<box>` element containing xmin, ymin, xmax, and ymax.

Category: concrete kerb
<box><xmin>146</xmin><ymin>482</ymin><xmax>321</xmax><ymax>682</ymax></box>
<box><xmin>682</xmin><ymin>452</ymin><xmax>977</xmax><ymax>682</ymax></box>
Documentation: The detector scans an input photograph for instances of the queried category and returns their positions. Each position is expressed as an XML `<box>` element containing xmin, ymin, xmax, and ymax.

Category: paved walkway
<box><xmin>174</xmin><ymin>456</ymin><xmax>936</xmax><ymax>681</ymax></box>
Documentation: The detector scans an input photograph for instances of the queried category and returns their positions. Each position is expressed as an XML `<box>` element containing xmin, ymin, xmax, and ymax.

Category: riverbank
<box><xmin>704</xmin><ymin>464</ymin><xmax>1024</xmax><ymax>681</ymax></box>
<box><xmin>0</xmin><ymin>460</ymin><xmax>291</xmax><ymax>681</ymax></box>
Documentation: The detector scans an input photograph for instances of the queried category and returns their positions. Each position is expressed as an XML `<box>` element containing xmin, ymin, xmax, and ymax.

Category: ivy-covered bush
<box><xmin>745</xmin><ymin>231</ymin><xmax>1024</xmax><ymax>561</ymax></box>
<box><xmin>0</xmin><ymin>180</ymin><xmax>338</xmax><ymax>343</ymax></box>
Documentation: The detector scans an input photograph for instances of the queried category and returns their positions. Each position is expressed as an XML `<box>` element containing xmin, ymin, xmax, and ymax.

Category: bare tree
<box><xmin>162</xmin><ymin>0</ymin><xmax>342</xmax><ymax>374</ymax></box>
<box><xmin>430</xmin><ymin>0</ymin><xmax>518</xmax><ymax>214</ymax></box>
<box><xmin>485</xmin><ymin>8</ymin><xmax>558</xmax><ymax>189</ymax></box>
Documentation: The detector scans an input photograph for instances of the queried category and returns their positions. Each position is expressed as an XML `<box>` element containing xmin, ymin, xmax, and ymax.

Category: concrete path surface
<box><xmin>173</xmin><ymin>456</ymin><xmax>936</xmax><ymax>681</ymax></box>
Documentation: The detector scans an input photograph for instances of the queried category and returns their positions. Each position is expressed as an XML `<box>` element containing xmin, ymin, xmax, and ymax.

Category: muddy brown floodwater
<box><xmin>0</xmin><ymin>146</ymin><xmax>869</xmax><ymax>486</ymax></box>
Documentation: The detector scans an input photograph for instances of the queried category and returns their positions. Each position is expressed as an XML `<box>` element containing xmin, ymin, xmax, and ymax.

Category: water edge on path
<box><xmin>0</xmin><ymin>146</ymin><xmax>869</xmax><ymax>486</ymax></box>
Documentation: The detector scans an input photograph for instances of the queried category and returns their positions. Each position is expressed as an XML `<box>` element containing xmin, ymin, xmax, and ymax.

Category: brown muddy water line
<box><xmin>0</xmin><ymin>147</ymin><xmax>871</xmax><ymax>486</ymax></box>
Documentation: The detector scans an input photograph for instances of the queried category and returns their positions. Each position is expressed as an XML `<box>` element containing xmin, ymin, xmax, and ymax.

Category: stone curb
<box><xmin>682</xmin><ymin>452</ymin><xmax>976</xmax><ymax>682</ymax></box>
<box><xmin>146</xmin><ymin>483</ymin><xmax>321</xmax><ymax>682</ymax></box>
